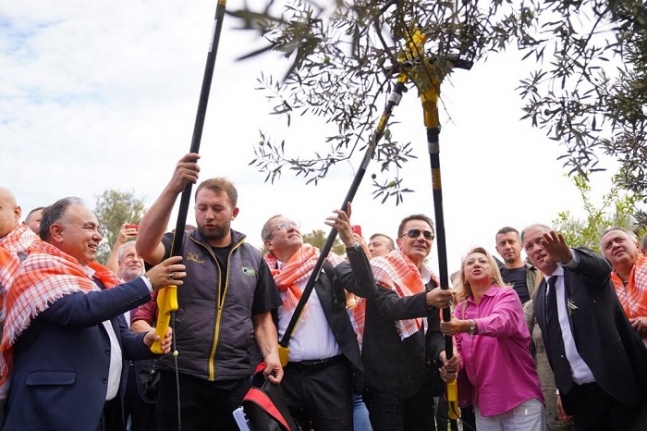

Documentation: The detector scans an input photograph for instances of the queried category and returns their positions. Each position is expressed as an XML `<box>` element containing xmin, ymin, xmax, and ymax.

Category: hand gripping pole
<box><xmin>277</xmin><ymin>45</ymin><xmax>418</xmax><ymax>367</ymax></box>
<box><xmin>404</xmin><ymin>27</ymin><xmax>472</xmax><ymax>421</ymax></box>
<box><xmin>152</xmin><ymin>0</ymin><xmax>229</xmax><ymax>353</ymax></box>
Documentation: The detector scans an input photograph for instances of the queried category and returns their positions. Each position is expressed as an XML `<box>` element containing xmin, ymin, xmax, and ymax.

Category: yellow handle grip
<box><xmin>278</xmin><ymin>345</ymin><xmax>290</xmax><ymax>367</ymax></box>
<box><xmin>446</xmin><ymin>380</ymin><xmax>461</xmax><ymax>420</ymax></box>
<box><xmin>151</xmin><ymin>285</ymin><xmax>179</xmax><ymax>354</ymax></box>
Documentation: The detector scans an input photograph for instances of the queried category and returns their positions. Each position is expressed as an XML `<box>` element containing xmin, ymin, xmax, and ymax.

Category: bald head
<box><xmin>0</xmin><ymin>187</ymin><xmax>21</xmax><ymax>239</ymax></box>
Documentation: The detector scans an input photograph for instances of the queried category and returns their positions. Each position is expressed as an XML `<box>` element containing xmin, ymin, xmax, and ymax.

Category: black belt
<box><xmin>286</xmin><ymin>355</ymin><xmax>345</xmax><ymax>373</ymax></box>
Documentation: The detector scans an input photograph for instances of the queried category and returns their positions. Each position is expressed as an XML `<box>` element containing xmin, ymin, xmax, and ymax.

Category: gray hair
<box><xmin>600</xmin><ymin>226</ymin><xmax>638</xmax><ymax>249</ymax></box>
<box><xmin>39</xmin><ymin>197</ymin><xmax>84</xmax><ymax>241</ymax></box>
<box><xmin>520</xmin><ymin>223</ymin><xmax>551</xmax><ymax>244</ymax></box>
<box><xmin>261</xmin><ymin>214</ymin><xmax>284</xmax><ymax>240</ymax></box>
<box><xmin>117</xmin><ymin>241</ymin><xmax>137</xmax><ymax>262</ymax></box>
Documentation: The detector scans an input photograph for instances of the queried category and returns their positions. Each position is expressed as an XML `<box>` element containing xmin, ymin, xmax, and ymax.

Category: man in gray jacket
<box><xmin>136</xmin><ymin>153</ymin><xmax>283</xmax><ymax>431</ymax></box>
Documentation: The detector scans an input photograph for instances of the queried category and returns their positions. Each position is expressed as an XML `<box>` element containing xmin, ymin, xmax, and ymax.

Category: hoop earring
<box><xmin>463</xmin><ymin>280</ymin><xmax>469</xmax><ymax>285</ymax></box>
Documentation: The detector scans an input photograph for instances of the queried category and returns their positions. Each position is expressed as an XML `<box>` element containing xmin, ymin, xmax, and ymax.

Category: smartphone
<box><xmin>126</xmin><ymin>223</ymin><xmax>139</xmax><ymax>230</ymax></box>
<box><xmin>352</xmin><ymin>225</ymin><xmax>362</xmax><ymax>237</ymax></box>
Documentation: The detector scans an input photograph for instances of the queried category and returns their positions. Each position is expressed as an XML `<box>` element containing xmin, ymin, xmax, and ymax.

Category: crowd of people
<box><xmin>1</xmin><ymin>152</ymin><xmax>647</xmax><ymax>431</ymax></box>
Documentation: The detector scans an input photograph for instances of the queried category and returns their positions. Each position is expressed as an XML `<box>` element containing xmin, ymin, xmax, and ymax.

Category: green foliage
<box><xmin>231</xmin><ymin>0</ymin><xmax>647</xmax><ymax>199</ymax></box>
<box><xmin>551</xmin><ymin>174</ymin><xmax>640</xmax><ymax>252</ymax></box>
<box><xmin>302</xmin><ymin>229</ymin><xmax>347</xmax><ymax>256</ymax></box>
<box><xmin>94</xmin><ymin>189</ymin><xmax>146</xmax><ymax>264</ymax></box>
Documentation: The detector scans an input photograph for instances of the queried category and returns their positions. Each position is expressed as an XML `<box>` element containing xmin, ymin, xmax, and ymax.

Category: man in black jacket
<box><xmin>523</xmin><ymin>224</ymin><xmax>647</xmax><ymax>430</ymax></box>
<box><xmin>362</xmin><ymin>214</ymin><xmax>456</xmax><ymax>431</ymax></box>
<box><xmin>261</xmin><ymin>205</ymin><xmax>377</xmax><ymax>431</ymax></box>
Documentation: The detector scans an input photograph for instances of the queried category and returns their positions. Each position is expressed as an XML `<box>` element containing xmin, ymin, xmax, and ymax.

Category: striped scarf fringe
<box><xmin>0</xmin><ymin>240</ymin><xmax>121</xmax><ymax>398</ymax></box>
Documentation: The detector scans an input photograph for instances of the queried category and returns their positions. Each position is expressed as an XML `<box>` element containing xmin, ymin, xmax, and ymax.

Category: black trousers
<box><xmin>124</xmin><ymin>362</ymin><xmax>157</xmax><ymax>431</ymax></box>
<box><xmin>568</xmin><ymin>382</ymin><xmax>641</xmax><ymax>431</ymax></box>
<box><xmin>96</xmin><ymin>397</ymin><xmax>125</xmax><ymax>431</ymax></box>
<box><xmin>282</xmin><ymin>356</ymin><xmax>353</xmax><ymax>431</ymax></box>
<box><xmin>364</xmin><ymin>383</ymin><xmax>437</xmax><ymax>431</ymax></box>
<box><xmin>157</xmin><ymin>370</ymin><xmax>250</xmax><ymax>431</ymax></box>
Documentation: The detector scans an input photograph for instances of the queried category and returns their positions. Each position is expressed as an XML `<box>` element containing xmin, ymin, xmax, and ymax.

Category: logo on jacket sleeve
<box><xmin>242</xmin><ymin>267</ymin><xmax>257</xmax><ymax>277</ymax></box>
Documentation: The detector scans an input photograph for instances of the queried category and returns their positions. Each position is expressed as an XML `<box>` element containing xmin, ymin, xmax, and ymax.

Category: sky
<box><xmin>0</xmin><ymin>0</ymin><xmax>619</xmax><ymax>275</ymax></box>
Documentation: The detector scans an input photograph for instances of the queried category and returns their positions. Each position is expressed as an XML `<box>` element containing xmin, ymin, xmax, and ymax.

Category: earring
<box><xmin>463</xmin><ymin>280</ymin><xmax>469</xmax><ymax>285</ymax></box>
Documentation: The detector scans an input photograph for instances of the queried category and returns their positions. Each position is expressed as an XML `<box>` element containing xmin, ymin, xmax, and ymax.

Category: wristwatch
<box><xmin>348</xmin><ymin>241</ymin><xmax>361</xmax><ymax>251</ymax></box>
<box><xmin>467</xmin><ymin>319</ymin><xmax>476</xmax><ymax>336</ymax></box>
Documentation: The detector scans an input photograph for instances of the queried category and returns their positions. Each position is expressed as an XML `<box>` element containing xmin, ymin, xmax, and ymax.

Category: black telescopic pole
<box><xmin>153</xmin><ymin>0</ymin><xmax>229</xmax><ymax>353</ymax></box>
<box><xmin>405</xmin><ymin>29</ymin><xmax>472</xmax><ymax>421</ymax></box>
<box><xmin>152</xmin><ymin>2</ymin><xmax>229</xmax><ymax>429</ymax></box>
<box><xmin>278</xmin><ymin>78</ymin><xmax>408</xmax><ymax>364</ymax></box>
<box><xmin>171</xmin><ymin>0</ymin><xmax>228</xmax><ymax>247</ymax></box>
<box><xmin>427</xmin><ymin>126</ymin><xmax>452</xmax><ymax>347</ymax></box>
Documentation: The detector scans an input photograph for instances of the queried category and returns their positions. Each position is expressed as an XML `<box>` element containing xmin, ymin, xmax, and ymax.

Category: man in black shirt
<box><xmin>495</xmin><ymin>226</ymin><xmax>537</xmax><ymax>303</ymax></box>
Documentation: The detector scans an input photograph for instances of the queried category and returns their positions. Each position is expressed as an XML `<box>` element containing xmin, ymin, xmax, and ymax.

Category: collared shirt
<box><xmin>419</xmin><ymin>265</ymin><xmax>432</xmax><ymax>334</ymax></box>
<box><xmin>545</xmin><ymin>260</ymin><xmax>595</xmax><ymax>385</ymax></box>
<box><xmin>455</xmin><ymin>286</ymin><xmax>543</xmax><ymax>416</ymax></box>
<box><xmin>85</xmin><ymin>266</ymin><xmax>123</xmax><ymax>401</ymax></box>
<box><xmin>276</xmin><ymin>260</ymin><xmax>341</xmax><ymax>361</ymax></box>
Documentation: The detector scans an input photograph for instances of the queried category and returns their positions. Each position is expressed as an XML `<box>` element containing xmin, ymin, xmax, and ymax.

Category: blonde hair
<box><xmin>458</xmin><ymin>247</ymin><xmax>507</xmax><ymax>299</ymax></box>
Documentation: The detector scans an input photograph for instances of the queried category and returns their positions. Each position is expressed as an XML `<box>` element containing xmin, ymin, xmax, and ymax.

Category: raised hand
<box><xmin>541</xmin><ymin>231</ymin><xmax>572</xmax><ymax>264</ymax></box>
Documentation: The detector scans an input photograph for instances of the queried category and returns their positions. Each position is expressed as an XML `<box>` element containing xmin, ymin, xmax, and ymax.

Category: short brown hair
<box><xmin>195</xmin><ymin>177</ymin><xmax>238</xmax><ymax>207</ymax></box>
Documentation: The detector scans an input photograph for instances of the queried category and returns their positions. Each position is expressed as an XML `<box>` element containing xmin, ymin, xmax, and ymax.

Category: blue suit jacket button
<box><xmin>105</xmin><ymin>349</ymin><xmax>110</xmax><ymax>355</ymax></box>
<box><xmin>102</xmin><ymin>377</ymin><xmax>108</xmax><ymax>384</ymax></box>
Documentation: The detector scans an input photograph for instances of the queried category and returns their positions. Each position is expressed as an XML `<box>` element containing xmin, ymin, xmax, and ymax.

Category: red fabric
<box><xmin>244</xmin><ymin>388</ymin><xmax>292</xmax><ymax>431</ymax></box>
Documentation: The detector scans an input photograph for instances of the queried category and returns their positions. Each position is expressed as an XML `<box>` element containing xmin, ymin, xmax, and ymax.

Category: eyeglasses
<box><xmin>400</xmin><ymin>229</ymin><xmax>435</xmax><ymax>241</ymax></box>
<box><xmin>268</xmin><ymin>221</ymin><xmax>300</xmax><ymax>238</ymax></box>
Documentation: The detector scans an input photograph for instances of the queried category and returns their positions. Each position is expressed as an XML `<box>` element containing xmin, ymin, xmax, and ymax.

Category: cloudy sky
<box><xmin>0</xmin><ymin>0</ymin><xmax>618</xmax><ymax>274</ymax></box>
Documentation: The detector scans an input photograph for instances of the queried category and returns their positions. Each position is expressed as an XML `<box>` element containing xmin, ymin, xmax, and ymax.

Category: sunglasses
<box><xmin>400</xmin><ymin>229</ymin><xmax>435</xmax><ymax>240</ymax></box>
<box><xmin>269</xmin><ymin>221</ymin><xmax>300</xmax><ymax>237</ymax></box>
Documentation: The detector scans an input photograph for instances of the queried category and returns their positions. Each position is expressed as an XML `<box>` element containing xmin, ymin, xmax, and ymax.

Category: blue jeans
<box><xmin>353</xmin><ymin>393</ymin><xmax>373</xmax><ymax>431</ymax></box>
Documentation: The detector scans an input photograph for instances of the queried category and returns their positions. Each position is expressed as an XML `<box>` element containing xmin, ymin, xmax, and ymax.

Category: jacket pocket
<box><xmin>26</xmin><ymin>371</ymin><xmax>76</xmax><ymax>386</ymax></box>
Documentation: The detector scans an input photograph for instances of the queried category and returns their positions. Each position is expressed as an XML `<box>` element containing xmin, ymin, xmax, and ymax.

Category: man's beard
<box><xmin>200</xmin><ymin>223</ymin><xmax>230</xmax><ymax>243</ymax></box>
<box><xmin>122</xmin><ymin>267</ymin><xmax>144</xmax><ymax>282</ymax></box>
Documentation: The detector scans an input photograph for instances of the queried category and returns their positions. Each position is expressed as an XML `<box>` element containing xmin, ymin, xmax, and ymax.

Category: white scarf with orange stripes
<box><xmin>371</xmin><ymin>250</ymin><xmax>437</xmax><ymax>340</ymax></box>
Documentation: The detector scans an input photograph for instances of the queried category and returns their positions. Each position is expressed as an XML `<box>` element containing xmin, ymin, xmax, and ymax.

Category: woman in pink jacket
<box><xmin>440</xmin><ymin>247</ymin><xmax>545</xmax><ymax>431</ymax></box>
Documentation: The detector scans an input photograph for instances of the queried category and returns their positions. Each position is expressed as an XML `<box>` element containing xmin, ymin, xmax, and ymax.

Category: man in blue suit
<box><xmin>0</xmin><ymin>197</ymin><xmax>186</xmax><ymax>431</ymax></box>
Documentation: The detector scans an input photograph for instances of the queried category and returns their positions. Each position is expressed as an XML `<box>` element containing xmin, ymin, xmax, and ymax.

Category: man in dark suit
<box><xmin>0</xmin><ymin>197</ymin><xmax>185</xmax><ymax>431</ymax></box>
<box><xmin>362</xmin><ymin>214</ymin><xmax>455</xmax><ymax>431</ymax></box>
<box><xmin>261</xmin><ymin>205</ymin><xmax>377</xmax><ymax>431</ymax></box>
<box><xmin>522</xmin><ymin>224</ymin><xmax>647</xmax><ymax>430</ymax></box>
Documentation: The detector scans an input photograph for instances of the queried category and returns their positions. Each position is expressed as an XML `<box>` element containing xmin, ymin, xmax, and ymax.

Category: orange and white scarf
<box><xmin>0</xmin><ymin>224</ymin><xmax>38</xmax><ymax>261</ymax></box>
<box><xmin>0</xmin><ymin>248</ymin><xmax>20</xmax><ymax>318</ymax></box>
<box><xmin>371</xmin><ymin>250</ymin><xmax>438</xmax><ymax>340</ymax></box>
<box><xmin>0</xmin><ymin>240</ymin><xmax>121</xmax><ymax>398</ymax></box>
<box><xmin>264</xmin><ymin>243</ymin><xmax>344</xmax><ymax>314</ymax></box>
<box><xmin>611</xmin><ymin>254</ymin><xmax>647</xmax><ymax>344</ymax></box>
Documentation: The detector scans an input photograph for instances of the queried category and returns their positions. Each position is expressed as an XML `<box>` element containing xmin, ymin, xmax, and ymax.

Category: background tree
<box><xmin>302</xmin><ymin>229</ymin><xmax>347</xmax><ymax>255</ymax></box>
<box><xmin>551</xmin><ymin>173</ymin><xmax>642</xmax><ymax>252</ymax></box>
<box><xmin>230</xmin><ymin>0</ymin><xmax>647</xmax><ymax>199</ymax></box>
<box><xmin>94</xmin><ymin>189</ymin><xmax>146</xmax><ymax>264</ymax></box>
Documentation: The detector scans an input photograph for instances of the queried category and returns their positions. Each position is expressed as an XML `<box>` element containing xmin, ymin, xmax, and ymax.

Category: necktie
<box><xmin>546</xmin><ymin>275</ymin><xmax>573</xmax><ymax>393</ymax></box>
